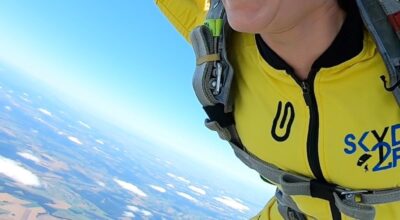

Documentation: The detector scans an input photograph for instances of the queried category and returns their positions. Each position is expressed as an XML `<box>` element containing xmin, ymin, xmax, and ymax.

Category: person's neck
<box><xmin>259</xmin><ymin>3</ymin><xmax>346</xmax><ymax>80</ymax></box>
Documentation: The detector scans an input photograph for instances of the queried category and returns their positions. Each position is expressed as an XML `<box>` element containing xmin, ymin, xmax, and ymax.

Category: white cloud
<box><xmin>176</xmin><ymin>176</ymin><xmax>190</xmax><ymax>184</ymax></box>
<box><xmin>17</xmin><ymin>152</ymin><xmax>40</xmax><ymax>163</ymax></box>
<box><xmin>167</xmin><ymin>173</ymin><xmax>190</xmax><ymax>184</ymax></box>
<box><xmin>176</xmin><ymin>192</ymin><xmax>198</xmax><ymax>203</ymax></box>
<box><xmin>96</xmin><ymin>181</ymin><xmax>105</xmax><ymax>187</ymax></box>
<box><xmin>235</xmin><ymin>198</ymin><xmax>243</xmax><ymax>203</ymax></box>
<box><xmin>123</xmin><ymin>211</ymin><xmax>135</xmax><ymax>218</ymax></box>
<box><xmin>68</xmin><ymin>136</ymin><xmax>82</xmax><ymax>145</ymax></box>
<box><xmin>4</xmin><ymin>106</ymin><xmax>11</xmax><ymax>111</ymax></box>
<box><xmin>38</xmin><ymin>108</ymin><xmax>52</xmax><ymax>117</ymax></box>
<box><xmin>141</xmin><ymin>210</ymin><xmax>152</xmax><ymax>216</ymax></box>
<box><xmin>126</xmin><ymin>205</ymin><xmax>152</xmax><ymax>217</ymax></box>
<box><xmin>167</xmin><ymin>184</ymin><xmax>175</xmax><ymax>188</ymax></box>
<box><xmin>127</xmin><ymin>205</ymin><xmax>140</xmax><ymax>213</ymax></box>
<box><xmin>167</xmin><ymin>173</ymin><xmax>176</xmax><ymax>178</ymax></box>
<box><xmin>23</xmin><ymin>92</ymin><xmax>29</xmax><ymax>97</ymax></box>
<box><xmin>214</xmin><ymin>196</ymin><xmax>249</xmax><ymax>213</ymax></box>
<box><xmin>114</xmin><ymin>178</ymin><xmax>147</xmax><ymax>197</ymax></box>
<box><xmin>34</xmin><ymin>117</ymin><xmax>45</xmax><ymax>123</ymax></box>
<box><xmin>20</xmin><ymin>96</ymin><xmax>31</xmax><ymax>103</ymax></box>
<box><xmin>188</xmin><ymin>185</ymin><xmax>206</xmax><ymax>195</ymax></box>
<box><xmin>78</xmin><ymin>121</ymin><xmax>91</xmax><ymax>129</ymax></box>
<box><xmin>0</xmin><ymin>156</ymin><xmax>41</xmax><ymax>187</ymax></box>
<box><xmin>95</xmin><ymin>139</ymin><xmax>104</xmax><ymax>145</ymax></box>
<box><xmin>149</xmin><ymin>185</ymin><xmax>166</xmax><ymax>193</ymax></box>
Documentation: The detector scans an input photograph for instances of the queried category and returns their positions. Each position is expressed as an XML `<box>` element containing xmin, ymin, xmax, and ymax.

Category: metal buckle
<box><xmin>337</xmin><ymin>188</ymin><xmax>369</xmax><ymax>201</ymax></box>
<box><xmin>210</xmin><ymin>62</ymin><xmax>223</xmax><ymax>95</ymax></box>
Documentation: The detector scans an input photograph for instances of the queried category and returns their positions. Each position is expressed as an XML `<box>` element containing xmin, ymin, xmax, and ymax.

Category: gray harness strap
<box><xmin>231</xmin><ymin>142</ymin><xmax>400</xmax><ymax>220</ymax></box>
<box><xmin>356</xmin><ymin>0</ymin><xmax>400</xmax><ymax>105</ymax></box>
<box><xmin>190</xmin><ymin>0</ymin><xmax>400</xmax><ymax>219</ymax></box>
<box><xmin>191</xmin><ymin>0</ymin><xmax>244</xmax><ymax>149</ymax></box>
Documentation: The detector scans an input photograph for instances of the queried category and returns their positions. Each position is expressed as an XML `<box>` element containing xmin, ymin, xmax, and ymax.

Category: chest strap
<box><xmin>231</xmin><ymin>141</ymin><xmax>400</xmax><ymax>220</ymax></box>
<box><xmin>190</xmin><ymin>0</ymin><xmax>400</xmax><ymax>219</ymax></box>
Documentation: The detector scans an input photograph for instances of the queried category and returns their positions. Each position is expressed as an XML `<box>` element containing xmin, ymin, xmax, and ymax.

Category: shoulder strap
<box><xmin>356</xmin><ymin>0</ymin><xmax>400</xmax><ymax>105</ymax></box>
<box><xmin>190</xmin><ymin>0</ymin><xmax>244</xmax><ymax>147</ymax></box>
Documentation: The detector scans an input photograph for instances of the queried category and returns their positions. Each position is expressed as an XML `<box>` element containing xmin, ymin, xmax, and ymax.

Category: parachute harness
<box><xmin>190</xmin><ymin>0</ymin><xmax>400</xmax><ymax>219</ymax></box>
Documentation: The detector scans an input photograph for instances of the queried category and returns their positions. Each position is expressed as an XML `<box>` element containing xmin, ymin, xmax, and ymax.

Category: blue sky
<box><xmin>0</xmin><ymin>1</ymin><xmax>274</xmax><ymax>192</ymax></box>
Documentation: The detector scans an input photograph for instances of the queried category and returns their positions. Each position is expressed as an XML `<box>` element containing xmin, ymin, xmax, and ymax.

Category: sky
<box><xmin>0</xmin><ymin>1</ymin><xmax>274</xmax><ymax>192</ymax></box>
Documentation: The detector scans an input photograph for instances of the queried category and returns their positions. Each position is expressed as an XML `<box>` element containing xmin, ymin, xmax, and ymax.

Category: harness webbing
<box><xmin>357</xmin><ymin>0</ymin><xmax>400</xmax><ymax>105</ymax></box>
<box><xmin>190</xmin><ymin>0</ymin><xmax>400</xmax><ymax>219</ymax></box>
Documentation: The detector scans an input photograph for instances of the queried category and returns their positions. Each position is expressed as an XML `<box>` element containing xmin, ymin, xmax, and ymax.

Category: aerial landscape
<box><xmin>0</xmin><ymin>64</ymin><xmax>271</xmax><ymax>219</ymax></box>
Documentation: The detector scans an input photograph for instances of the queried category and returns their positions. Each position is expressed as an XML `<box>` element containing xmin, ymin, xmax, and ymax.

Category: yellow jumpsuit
<box><xmin>155</xmin><ymin>0</ymin><xmax>400</xmax><ymax>219</ymax></box>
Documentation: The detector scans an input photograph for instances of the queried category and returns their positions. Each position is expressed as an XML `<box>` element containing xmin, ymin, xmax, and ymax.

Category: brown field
<box><xmin>46</xmin><ymin>201</ymin><xmax>70</xmax><ymax>210</ymax></box>
<box><xmin>0</xmin><ymin>193</ymin><xmax>60</xmax><ymax>220</ymax></box>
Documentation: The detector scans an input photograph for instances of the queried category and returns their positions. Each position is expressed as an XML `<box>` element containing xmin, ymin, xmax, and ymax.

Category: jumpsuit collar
<box><xmin>255</xmin><ymin>10</ymin><xmax>364</xmax><ymax>73</ymax></box>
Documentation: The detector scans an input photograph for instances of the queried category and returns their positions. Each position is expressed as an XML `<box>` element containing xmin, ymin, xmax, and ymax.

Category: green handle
<box><xmin>205</xmin><ymin>19</ymin><xmax>223</xmax><ymax>37</ymax></box>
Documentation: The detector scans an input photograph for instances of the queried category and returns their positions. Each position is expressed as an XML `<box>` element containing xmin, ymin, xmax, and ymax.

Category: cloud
<box><xmin>38</xmin><ymin>108</ymin><xmax>52</xmax><ymax>117</ymax></box>
<box><xmin>68</xmin><ymin>136</ymin><xmax>82</xmax><ymax>145</ymax></box>
<box><xmin>4</xmin><ymin>106</ymin><xmax>11</xmax><ymax>111</ymax></box>
<box><xmin>127</xmin><ymin>205</ymin><xmax>140</xmax><ymax>212</ymax></box>
<box><xmin>188</xmin><ymin>185</ymin><xmax>206</xmax><ymax>195</ymax></box>
<box><xmin>214</xmin><ymin>196</ymin><xmax>250</xmax><ymax>213</ymax></box>
<box><xmin>78</xmin><ymin>121</ymin><xmax>91</xmax><ymax>129</ymax></box>
<box><xmin>126</xmin><ymin>205</ymin><xmax>152</xmax><ymax>217</ymax></box>
<box><xmin>34</xmin><ymin>117</ymin><xmax>45</xmax><ymax>123</ymax></box>
<box><xmin>167</xmin><ymin>173</ymin><xmax>176</xmax><ymax>178</ymax></box>
<box><xmin>176</xmin><ymin>192</ymin><xmax>198</xmax><ymax>203</ymax></box>
<box><xmin>114</xmin><ymin>178</ymin><xmax>147</xmax><ymax>197</ymax></box>
<box><xmin>141</xmin><ymin>210</ymin><xmax>152</xmax><ymax>216</ymax></box>
<box><xmin>95</xmin><ymin>139</ymin><xmax>104</xmax><ymax>145</ymax></box>
<box><xmin>17</xmin><ymin>152</ymin><xmax>40</xmax><ymax>163</ymax></box>
<box><xmin>19</xmin><ymin>96</ymin><xmax>31</xmax><ymax>103</ymax></box>
<box><xmin>167</xmin><ymin>184</ymin><xmax>175</xmax><ymax>188</ymax></box>
<box><xmin>0</xmin><ymin>156</ymin><xmax>41</xmax><ymax>187</ymax></box>
<box><xmin>149</xmin><ymin>185</ymin><xmax>166</xmax><ymax>193</ymax></box>
<box><xmin>96</xmin><ymin>181</ymin><xmax>105</xmax><ymax>187</ymax></box>
<box><xmin>167</xmin><ymin>173</ymin><xmax>190</xmax><ymax>184</ymax></box>
<box><xmin>123</xmin><ymin>211</ymin><xmax>135</xmax><ymax>218</ymax></box>
<box><xmin>176</xmin><ymin>176</ymin><xmax>190</xmax><ymax>184</ymax></box>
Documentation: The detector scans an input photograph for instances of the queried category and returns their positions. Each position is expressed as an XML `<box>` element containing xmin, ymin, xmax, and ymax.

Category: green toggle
<box><xmin>205</xmin><ymin>19</ymin><xmax>223</xmax><ymax>37</ymax></box>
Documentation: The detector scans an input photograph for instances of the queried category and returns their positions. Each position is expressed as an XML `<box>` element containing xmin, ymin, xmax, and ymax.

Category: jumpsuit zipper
<box><xmin>291</xmin><ymin>68</ymin><xmax>325</xmax><ymax>181</ymax></box>
<box><xmin>295</xmin><ymin>69</ymin><xmax>342</xmax><ymax>219</ymax></box>
<box><xmin>301</xmin><ymin>77</ymin><xmax>324</xmax><ymax>180</ymax></box>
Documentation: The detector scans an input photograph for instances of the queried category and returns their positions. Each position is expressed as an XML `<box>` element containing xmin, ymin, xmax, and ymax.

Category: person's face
<box><xmin>221</xmin><ymin>0</ymin><xmax>333</xmax><ymax>34</ymax></box>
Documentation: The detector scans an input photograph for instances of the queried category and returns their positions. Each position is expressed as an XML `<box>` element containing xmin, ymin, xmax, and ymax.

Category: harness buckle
<box><xmin>211</xmin><ymin>62</ymin><xmax>223</xmax><ymax>95</ymax></box>
<box><xmin>339</xmin><ymin>189</ymin><xmax>369</xmax><ymax>195</ymax></box>
<box><xmin>337</xmin><ymin>188</ymin><xmax>370</xmax><ymax>202</ymax></box>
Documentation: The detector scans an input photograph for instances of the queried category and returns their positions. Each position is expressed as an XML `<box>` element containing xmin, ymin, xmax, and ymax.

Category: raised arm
<box><xmin>155</xmin><ymin>0</ymin><xmax>209</xmax><ymax>42</ymax></box>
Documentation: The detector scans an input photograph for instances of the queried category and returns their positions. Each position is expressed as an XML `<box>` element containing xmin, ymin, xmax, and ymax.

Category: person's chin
<box><xmin>226</xmin><ymin>18</ymin><xmax>260</xmax><ymax>34</ymax></box>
